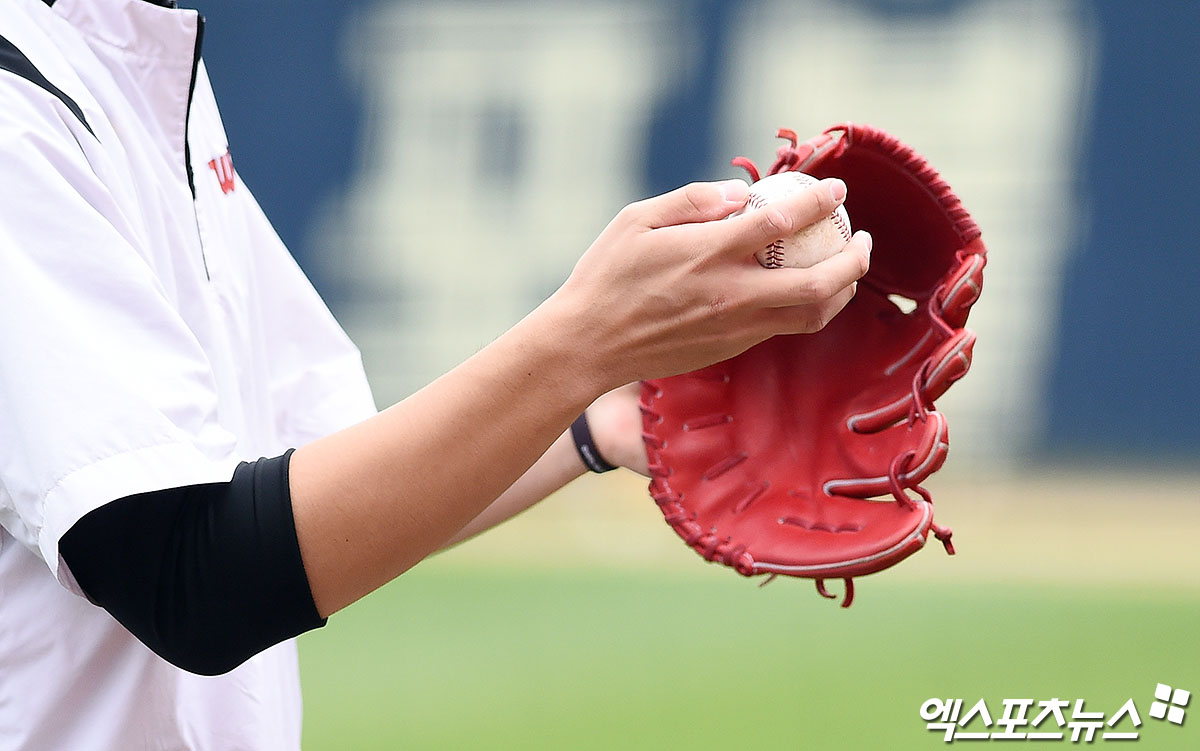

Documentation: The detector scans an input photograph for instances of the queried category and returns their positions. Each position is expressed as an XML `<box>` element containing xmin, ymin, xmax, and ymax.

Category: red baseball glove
<box><xmin>641</xmin><ymin>123</ymin><xmax>986</xmax><ymax>606</ymax></box>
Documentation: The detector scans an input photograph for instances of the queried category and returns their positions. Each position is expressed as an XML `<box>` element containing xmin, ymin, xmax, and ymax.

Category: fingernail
<box><xmin>826</xmin><ymin>178</ymin><xmax>847</xmax><ymax>203</ymax></box>
<box><xmin>860</xmin><ymin>230</ymin><xmax>873</xmax><ymax>254</ymax></box>
<box><xmin>718</xmin><ymin>179</ymin><xmax>749</xmax><ymax>203</ymax></box>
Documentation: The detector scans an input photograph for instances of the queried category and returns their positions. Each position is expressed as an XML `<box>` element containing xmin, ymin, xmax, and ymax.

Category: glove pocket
<box><xmin>744</xmin><ymin>491</ymin><xmax>935</xmax><ymax>579</ymax></box>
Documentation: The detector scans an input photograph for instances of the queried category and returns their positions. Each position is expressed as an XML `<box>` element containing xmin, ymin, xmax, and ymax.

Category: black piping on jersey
<box><xmin>40</xmin><ymin>1</ymin><xmax>181</xmax><ymax>9</ymax></box>
<box><xmin>183</xmin><ymin>15</ymin><xmax>204</xmax><ymax>199</ymax></box>
<box><xmin>181</xmin><ymin>15</ymin><xmax>211</xmax><ymax>280</ymax></box>
<box><xmin>39</xmin><ymin>0</ymin><xmax>210</xmax><ymax>276</ymax></box>
<box><xmin>0</xmin><ymin>33</ymin><xmax>95</xmax><ymax>138</ymax></box>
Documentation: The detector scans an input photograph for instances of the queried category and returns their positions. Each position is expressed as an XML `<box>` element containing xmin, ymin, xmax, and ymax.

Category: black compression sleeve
<box><xmin>59</xmin><ymin>450</ymin><xmax>326</xmax><ymax>676</ymax></box>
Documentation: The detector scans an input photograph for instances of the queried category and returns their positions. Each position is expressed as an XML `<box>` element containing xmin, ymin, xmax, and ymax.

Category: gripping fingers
<box><xmin>765</xmin><ymin>281</ymin><xmax>859</xmax><ymax>336</ymax></box>
<box><xmin>715</xmin><ymin>177</ymin><xmax>848</xmax><ymax>257</ymax></box>
<box><xmin>752</xmin><ymin>230</ymin><xmax>872</xmax><ymax>308</ymax></box>
<box><xmin>628</xmin><ymin>180</ymin><xmax>751</xmax><ymax>230</ymax></box>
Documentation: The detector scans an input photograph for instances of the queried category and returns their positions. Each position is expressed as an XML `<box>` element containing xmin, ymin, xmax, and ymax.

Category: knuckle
<box><xmin>615</xmin><ymin>201</ymin><xmax>643</xmax><ymax>225</ymax></box>
<box><xmin>707</xmin><ymin>293</ymin><xmax>731</xmax><ymax>316</ymax></box>
<box><xmin>708</xmin><ymin>277</ymin><xmax>750</xmax><ymax>315</ymax></box>
<box><xmin>761</xmin><ymin>206</ymin><xmax>793</xmax><ymax>236</ymax></box>
<box><xmin>790</xmin><ymin>314</ymin><xmax>822</xmax><ymax>335</ymax></box>
<box><xmin>802</xmin><ymin>306</ymin><xmax>836</xmax><ymax>333</ymax></box>
<box><xmin>812</xmin><ymin>183</ymin><xmax>836</xmax><ymax>215</ymax></box>
<box><xmin>682</xmin><ymin>182</ymin><xmax>710</xmax><ymax>210</ymax></box>
<box><xmin>798</xmin><ymin>273</ymin><xmax>837</xmax><ymax>301</ymax></box>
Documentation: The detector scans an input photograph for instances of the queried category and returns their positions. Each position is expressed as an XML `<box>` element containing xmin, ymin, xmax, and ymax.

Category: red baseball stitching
<box><xmin>761</xmin><ymin>240</ymin><xmax>786</xmax><ymax>268</ymax></box>
<box><xmin>831</xmin><ymin>207</ymin><xmax>852</xmax><ymax>243</ymax></box>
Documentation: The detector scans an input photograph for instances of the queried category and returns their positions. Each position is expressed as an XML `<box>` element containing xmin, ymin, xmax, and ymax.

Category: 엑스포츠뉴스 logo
<box><xmin>1149</xmin><ymin>682</ymin><xmax>1189</xmax><ymax>725</ymax></box>
<box><xmin>920</xmin><ymin>683</ymin><xmax>1189</xmax><ymax>743</ymax></box>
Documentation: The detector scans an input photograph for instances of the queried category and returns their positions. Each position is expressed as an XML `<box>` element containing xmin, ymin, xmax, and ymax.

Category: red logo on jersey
<box><xmin>207</xmin><ymin>148</ymin><xmax>236</xmax><ymax>194</ymax></box>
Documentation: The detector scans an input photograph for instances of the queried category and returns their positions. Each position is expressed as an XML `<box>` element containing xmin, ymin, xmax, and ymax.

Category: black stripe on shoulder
<box><xmin>0</xmin><ymin>33</ymin><xmax>94</xmax><ymax>137</ymax></box>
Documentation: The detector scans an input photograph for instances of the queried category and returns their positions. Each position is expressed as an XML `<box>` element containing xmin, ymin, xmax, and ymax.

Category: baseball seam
<box><xmin>830</xmin><ymin>206</ymin><xmax>852</xmax><ymax>243</ymax></box>
<box><xmin>749</xmin><ymin>173</ymin><xmax>846</xmax><ymax>267</ymax></box>
<box><xmin>762</xmin><ymin>240</ymin><xmax>786</xmax><ymax>268</ymax></box>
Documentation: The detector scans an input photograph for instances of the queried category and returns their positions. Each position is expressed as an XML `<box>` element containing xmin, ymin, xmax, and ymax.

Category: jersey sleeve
<box><xmin>0</xmin><ymin>77</ymin><xmax>240</xmax><ymax>590</ymax></box>
<box><xmin>187</xmin><ymin>67</ymin><xmax>377</xmax><ymax>450</ymax></box>
<box><xmin>242</xmin><ymin>211</ymin><xmax>379</xmax><ymax>446</ymax></box>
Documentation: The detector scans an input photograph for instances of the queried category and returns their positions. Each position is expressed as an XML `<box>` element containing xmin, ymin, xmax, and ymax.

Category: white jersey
<box><xmin>0</xmin><ymin>0</ymin><xmax>377</xmax><ymax>747</ymax></box>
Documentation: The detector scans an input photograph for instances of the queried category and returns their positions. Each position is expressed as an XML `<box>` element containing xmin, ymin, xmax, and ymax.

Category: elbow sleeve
<box><xmin>59</xmin><ymin>450</ymin><xmax>326</xmax><ymax>676</ymax></box>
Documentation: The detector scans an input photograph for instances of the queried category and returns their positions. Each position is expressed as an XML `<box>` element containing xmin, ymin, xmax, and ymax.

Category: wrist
<box><xmin>509</xmin><ymin>293</ymin><xmax>613</xmax><ymax>412</ymax></box>
<box><xmin>570</xmin><ymin>413</ymin><xmax>619</xmax><ymax>473</ymax></box>
<box><xmin>583</xmin><ymin>382</ymin><xmax>649</xmax><ymax>476</ymax></box>
<box><xmin>538</xmin><ymin>283</ymin><xmax>630</xmax><ymax>395</ymax></box>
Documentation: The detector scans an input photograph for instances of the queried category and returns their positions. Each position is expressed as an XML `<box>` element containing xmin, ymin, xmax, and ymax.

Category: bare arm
<box><xmin>439</xmin><ymin>428</ymin><xmax>585</xmax><ymax>549</ymax></box>
<box><xmin>439</xmin><ymin>381</ymin><xmax>647</xmax><ymax>549</ymax></box>
<box><xmin>289</xmin><ymin>178</ymin><xmax>870</xmax><ymax>617</ymax></box>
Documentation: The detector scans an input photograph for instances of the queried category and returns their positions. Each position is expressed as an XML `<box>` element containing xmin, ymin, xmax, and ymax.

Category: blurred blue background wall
<box><xmin>194</xmin><ymin>0</ymin><xmax>1199</xmax><ymax>463</ymax></box>
<box><xmin>1042</xmin><ymin>2</ymin><xmax>1200</xmax><ymax>461</ymax></box>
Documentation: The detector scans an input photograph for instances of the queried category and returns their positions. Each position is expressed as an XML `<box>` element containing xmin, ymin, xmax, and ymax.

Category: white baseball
<box><xmin>733</xmin><ymin>171</ymin><xmax>852</xmax><ymax>269</ymax></box>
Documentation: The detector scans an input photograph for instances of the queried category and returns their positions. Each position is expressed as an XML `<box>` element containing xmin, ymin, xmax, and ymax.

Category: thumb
<box><xmin>634</xmin><ymin>179</ymin><xmax>749</xmax><ymax>230</ymax></box>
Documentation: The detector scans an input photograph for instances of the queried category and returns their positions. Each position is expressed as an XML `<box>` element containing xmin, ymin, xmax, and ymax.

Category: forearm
<box><xmin>440</xmin><ymin>428</ymin><xmax>586</xmax><ymax>549</ymax></box>
<box><xmin>441</xmin><ymin>378</ymin><xmax>646</xmax><ymax>548</ymax></box>
<box><xmin>289</xmin><ymin>299</ymin><xmax>606</xmax><ymax>616</ymax></box>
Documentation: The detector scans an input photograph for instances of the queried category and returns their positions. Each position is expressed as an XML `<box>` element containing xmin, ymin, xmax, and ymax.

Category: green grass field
<box><xmin>298</xmin><ymin>471</ymin><xmax>1200</xmax><ymax>749</ymax></box>
<box><xmin>299</xmin><ymin>563</ymin><xmax>1199</xmax><ymax>749</ymax></box>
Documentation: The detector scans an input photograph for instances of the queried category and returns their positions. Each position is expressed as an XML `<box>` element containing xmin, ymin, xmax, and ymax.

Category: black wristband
<box><xmin>570</xmin><ymin>412</ymin><xmax>618</xmax><ymax>473</ymax></box>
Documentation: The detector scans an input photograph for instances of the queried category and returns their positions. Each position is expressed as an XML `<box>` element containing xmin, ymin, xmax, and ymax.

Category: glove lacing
<box><xmin>644</xmin><ymin>124</ymin><xmax>979</xmax><ymax>608</ymax></box>
<box><xmin>641</xmin><ymin>383</ymin><xmax>760</xmax><ymax>578</ymax></box>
